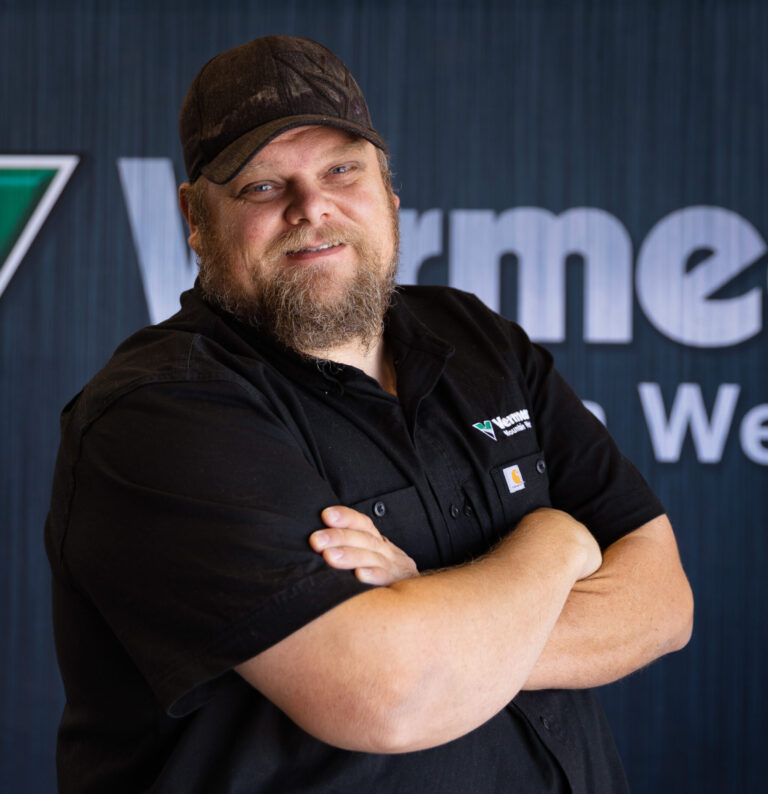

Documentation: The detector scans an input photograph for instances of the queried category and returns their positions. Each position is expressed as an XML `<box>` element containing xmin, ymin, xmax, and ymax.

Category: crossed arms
<box><xmin>236</xmin><ymin>505</ymin><xmax>693</xmax><ymax>754</ymax></box>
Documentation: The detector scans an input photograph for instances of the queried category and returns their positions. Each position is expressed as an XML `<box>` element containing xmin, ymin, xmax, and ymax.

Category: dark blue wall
<box><xmin>2</xmin><ymin>1</ymin><xmax>766</xmax><ymax>791</ymax></box>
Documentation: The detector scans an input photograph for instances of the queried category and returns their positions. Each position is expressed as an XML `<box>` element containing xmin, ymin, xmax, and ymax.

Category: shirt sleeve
<box><xmin>63</xmin><ymin>377</ymin><xmax>373</xmax><ymax>717</ymax></box>
<box><xmin>511</xmin><ymin>324</ymin><xmax>665</xmax><ymax>548</ymax></box>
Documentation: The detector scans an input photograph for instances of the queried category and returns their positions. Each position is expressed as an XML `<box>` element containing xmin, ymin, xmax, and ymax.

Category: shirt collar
<box><xmin>183</xmin><ymin>283</ymin><xmax>455</xmax><ymax>398</ymax></box>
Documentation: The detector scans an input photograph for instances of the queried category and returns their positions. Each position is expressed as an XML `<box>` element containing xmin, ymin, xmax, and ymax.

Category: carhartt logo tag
<box><xmin>472</xmin><ymin>408</ymin><xmax>532</xmax><ymax>441</ymax></box>
<box><xmin>0</xmin><ymin>155</ymin><xmax>78</xmax><ymax>300</ymax></box>
<box><xmin>503</xmin><ymin>464</ymin><xmax>525</xmax><ymax>494</ymax></box>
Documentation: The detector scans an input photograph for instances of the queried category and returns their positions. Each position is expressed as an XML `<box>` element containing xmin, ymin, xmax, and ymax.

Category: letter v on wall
<box><xmin>117</xmin><ymin>158</ymin><xmax>198</xmax><ymax>324</ymax></box>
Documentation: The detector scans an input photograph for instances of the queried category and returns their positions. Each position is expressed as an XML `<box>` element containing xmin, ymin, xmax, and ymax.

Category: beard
<box><xmin>195</xmin><ymin>196</ymin><xmax>399</xmax><ymax>357</ymax></box>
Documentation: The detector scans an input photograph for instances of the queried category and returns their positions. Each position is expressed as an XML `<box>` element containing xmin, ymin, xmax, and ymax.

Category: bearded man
<box><xmin>46</xmin><ymin>35</ymin><xmax>693</xmax><ymax>794</ymax></box>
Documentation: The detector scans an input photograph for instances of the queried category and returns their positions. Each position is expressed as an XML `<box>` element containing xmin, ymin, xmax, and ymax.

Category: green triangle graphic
<box><xmin>0</xmin><ymin>155</ymin><xmax>78</xmax><ymax>299</ymax></box>
<box><xmin>0</xmin><ymin>169</ymin><xmax>57</xmax><ymax>263</ymax></box>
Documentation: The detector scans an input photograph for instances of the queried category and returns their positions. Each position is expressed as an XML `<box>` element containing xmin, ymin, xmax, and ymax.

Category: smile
<box><xmin>286</xmin><ymin>242</ymin><xmax>343</xmax><ymax>255</ymax></box>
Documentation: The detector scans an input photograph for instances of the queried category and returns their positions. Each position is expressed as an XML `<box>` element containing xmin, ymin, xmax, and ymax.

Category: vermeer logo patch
<box><xmin>472</xmin><ymin>408</ymin><xmax>532</xmax><ymax>441</ymax></box>
<box><xmin>502</xmin><ymin>464</ymin><xmax>525</xmax><ymax>493</ymax></box>
<box><xmin>472</xmin><ymin>420</ymin><xmax>497</xmax><ymax>440</ymax></box>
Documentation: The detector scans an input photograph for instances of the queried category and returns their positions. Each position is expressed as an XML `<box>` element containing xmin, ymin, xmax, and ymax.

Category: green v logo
<box><xmin>472</xmin><ymin>420</ymin><xmax>497</xmax><ymax>441</ymax></box>
<box><xmin>0</xmin><ymin>155</ymin><xmax>79</xmax><ymax>299</ymax></box>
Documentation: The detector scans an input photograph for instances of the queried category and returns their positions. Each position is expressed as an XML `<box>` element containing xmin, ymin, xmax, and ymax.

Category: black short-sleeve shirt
<box><xmin>46</xmin><ymin>285</ymin><xmax>663</xmax><ymax>793</ymax></box>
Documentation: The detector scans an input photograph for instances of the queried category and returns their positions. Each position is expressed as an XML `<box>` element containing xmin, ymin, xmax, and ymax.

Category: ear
<box><xmin>392</xmin><ymin>191</ymin><xmax>400</xmax><ymax>210</ymax></box>
<box><xmin>178</xmin><ymin>182</ymin><xmax>201</xmax><ymax>253</ymax></box>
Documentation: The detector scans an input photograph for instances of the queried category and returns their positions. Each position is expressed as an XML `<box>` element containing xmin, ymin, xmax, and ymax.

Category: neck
<box><xmin>308</xmin><ymin>335</ymin><xmax>397</xmax><ymax>396</ymax></box>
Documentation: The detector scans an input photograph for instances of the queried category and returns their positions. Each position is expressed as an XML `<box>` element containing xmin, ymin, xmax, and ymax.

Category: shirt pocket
<box><xmin>489</xmin><ymin>450</ymin><xmax>552</xmax><ymax>530</ymax></box>
<box><xmin>352</xmin><ymin>485</ymin><xmax>441</xmax><ymax>570</ymax></box>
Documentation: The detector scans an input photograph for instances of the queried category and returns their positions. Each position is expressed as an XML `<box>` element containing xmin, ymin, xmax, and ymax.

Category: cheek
<box><xmin>213</xmin><ymin>205</ymin><xmax>271</xmax><ymax>245</ymax></box>
<box><xmin>242</xmin><ymin>221</ymin><xmax>283</xmax><ymax>261</ymax></box>
<box><xmin>353</xmin><ymin>195</ymin><xmax>389</xmax><ymax>235</ymax></box>
<box><xmin>224</xmin><ymin>220</ymin><xmax>273</xmax><ymax>265</ymax></box>
<box><xmin>370</xmin><ymin>198</ymin><xmax>398</xmax><ymax>257</ymax></box>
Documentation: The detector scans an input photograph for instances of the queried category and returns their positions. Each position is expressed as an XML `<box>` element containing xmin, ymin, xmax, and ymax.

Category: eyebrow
<box><xmin>237</xmin><ymin>138</ymin><xmax>369</xmax><ymax>178</ymax></box>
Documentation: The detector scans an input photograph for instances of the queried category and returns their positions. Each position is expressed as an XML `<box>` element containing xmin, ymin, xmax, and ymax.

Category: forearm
<box><xmin>237</xmin><ymin>508</ymin><xmax>598</xmax><ymax>753</ymax></box>
<box><xmin>523</xmin><ymin>514</ymin><xmax>694</xmax><ymax>690</ymax></box>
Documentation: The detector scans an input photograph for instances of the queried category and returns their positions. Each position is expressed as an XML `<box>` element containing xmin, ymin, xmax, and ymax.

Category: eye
<box><xmin>329</xmin><ymin>163</ymin><xmax>356</xmax><ymax>176</ymax></box>
<box><xmin>236</xmin><ymin>181</ymin><xmax>277</xmax><ymax>202</ymax></box>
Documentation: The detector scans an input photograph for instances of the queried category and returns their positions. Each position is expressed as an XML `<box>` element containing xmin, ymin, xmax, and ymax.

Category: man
<box><xmin>46</xmin><ymin>35</ymin><xmax>693</xmax><ymax>793</ymax></box>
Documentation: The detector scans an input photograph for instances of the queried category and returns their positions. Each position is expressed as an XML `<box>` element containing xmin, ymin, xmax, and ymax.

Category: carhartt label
<box><xmin>503</xmin><ymin>464</ymin><xmax>525</xmax><ymax>493</ymax></box>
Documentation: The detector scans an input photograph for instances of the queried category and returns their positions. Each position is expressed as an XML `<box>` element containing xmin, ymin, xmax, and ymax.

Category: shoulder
<box><xmin>392</xmin><ymin>284</ymin><xmax>548</xmax><ymax>368</ymax></box>
<box><xmin>61</xmin><ymin>290</ymin><xmax>277</xmax><ymax>436</ymax></box>
<box><xmin>394</xmin><ymin>284</ymin><xmax>500</xmax><ymax>324</ymax></box>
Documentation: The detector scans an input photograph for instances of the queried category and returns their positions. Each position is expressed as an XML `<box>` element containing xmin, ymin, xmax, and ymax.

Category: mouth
<box><xmin>286</xmin><ymin>242</ymin><xmax>344</xmax><ymax>256</ymax></box>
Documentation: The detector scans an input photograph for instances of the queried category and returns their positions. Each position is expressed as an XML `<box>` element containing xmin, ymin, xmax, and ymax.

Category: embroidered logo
<box><xmin>472</xmin><ymin>409</ymin><xmax>532</xmax><ymax>441</ymax></box>
<box><xmin>503</xmin><ymin>464</ymin><xmax>526</xmax><ymax>493</ymax></box>
<box><xmin>472</xmin><ymin>420</ymin><xmax>497</xmax><ymax>441</ymax></box>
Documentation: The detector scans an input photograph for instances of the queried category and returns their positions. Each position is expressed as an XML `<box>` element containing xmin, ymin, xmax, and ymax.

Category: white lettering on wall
<box><xmin>117</xmin><ymin>158</ymin><xmax>197</xmax><ymax>324</ymax></box>
<box><xmin>638</xmin><ymin>382</ymin><xmax>741</xmax><ymax>463</ymax></box>
<box><xmin>739</xmin><ymin>403</ymin><xmax>768</xmax><ymax>465</ymax></box>
<box><xmin>398</xmin><ymin>209</ymin><xmax>443</xmax><ymax>286</ymax></box>
<box><xmin>447</xmin><ymin>207</ymin><xmax>633</xmax><ymax>343</ymax></box>
<box><xmin>636</xmin><ymin>206</ymin><xmax>766</xmax><ymax>348</ymax></box>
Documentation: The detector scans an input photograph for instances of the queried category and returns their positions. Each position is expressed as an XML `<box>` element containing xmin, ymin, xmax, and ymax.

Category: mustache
<box><xmin>264</xmin><ymin>222</ymin><xmax>365</xmax><ymax>260</ymax></box>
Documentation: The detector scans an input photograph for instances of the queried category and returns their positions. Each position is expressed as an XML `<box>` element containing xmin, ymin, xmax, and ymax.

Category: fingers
<box><xmin>310</xmin><ymin>505</ymin><xmax>385</xmax><ymax>556</ymax></box>
<box><xmin>320</xmin><ymin>505</ymin><xmax>381</xmax><ymax>535</ymax></box>
<box><xmin>309</xmin><ymin>526</ymin><xmax>391</xmax><ymax>579</ymax></box>
<box><xmin>353</xmin><ymin>565</ymin><xmax>401</xmax><ymax>586</ymax></box>
<box><xmin>309</xmin><ymin>526</ymin><xmax>383</xmax><ymax>554</ymax></box>
<box><xmin>310</xmin><ymin>505</ymin><xmax>419</xmax><ymax>585</ymax></box>
<box><xmin>319</xmin><ymin>544</ymin><xmax>395</xmax><ymax>584</ymax></box>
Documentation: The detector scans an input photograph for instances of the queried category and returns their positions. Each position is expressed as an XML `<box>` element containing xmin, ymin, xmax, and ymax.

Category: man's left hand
<box><xmin>310</xmin><ymin>505</ymin><xmax>419</xmax><ymax>585</ymax></box>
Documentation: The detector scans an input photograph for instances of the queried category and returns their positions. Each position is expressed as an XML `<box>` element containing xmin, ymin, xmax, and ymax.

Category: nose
<box><xmin>284</xmin><ymin>180</ymin><xmax>333</xmax><ymax>226</ymax></box>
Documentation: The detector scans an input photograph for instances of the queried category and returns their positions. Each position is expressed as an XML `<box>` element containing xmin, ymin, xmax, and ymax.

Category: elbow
<box><xmin>358</xmin><ymin>665</ymin><xmax>503</xmax><ymax>755</ymax></box>
<box><xmin>284</xmin><ymin>680</ymin><xmax>425</xmax><ymax>754</ymax></box>
<box><xmin>369</xmin><ymin>686</ymin><xmax>507</xmax><ymax>754</ymax></box>
<box><xmin>675</xmin><ymin>587</ymin><xmax>694</xmax><ymax>651</ymax></box>
<box><xmin>291</xmin><ymin>658</ymin><xmax>441</xmax><ymax>754</ymax></box>
<box><xmin>343</xmin><ymin>660</ymin><xmax>472</xmax><ymax>754</ymax></box>
<box><xmin>363</xmin><ymin>717</ymin><xmax>424</xmax><ymax>755</ymax></box>
<box><xmin>366</xmin><ymin>712</ymin><xmax>458</xmax><ymax>756</ymax></box>
<box><xmin>358</xmin><ymin>670</ymin><xmax>441</xmax><ymax>754</ymax></box>
<box><xmin>664</xmin><ymin>577</ymin><xmax>694</xmax><ymax>653</ymax></box>
<box><xmin>367</xmin><ymin>705</ymin><xmax>447</xmax><ymax>755</ymax></box>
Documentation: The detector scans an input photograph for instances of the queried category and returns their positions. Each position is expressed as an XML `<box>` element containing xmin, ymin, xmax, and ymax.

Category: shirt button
<box><xmin>536</xmin><ymin>459</ymin><xmax>547</xmax><ymax>474</ymax></box>
<box><xmin>540</xmin><ymin>715</ymin><xmax>552</xmax><ymax>731</ymax></box>
<box><xmin>449</xmin><ymin>504</ymin><xmax>460</xmax><ymax>518</ymax></box>
<box><xmin>373</xmin><ymin>501</ymin><xmax>387</xmax><ymax>518</ymax></box>
<box><xmin>463</xmin><ymin>504</ymin><xmax>474</xmax><ymax>517</ymax></box>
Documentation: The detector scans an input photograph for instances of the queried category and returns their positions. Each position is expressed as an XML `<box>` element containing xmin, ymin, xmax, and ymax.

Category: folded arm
<box><xmin>313</xmin><ymin>508</ymin><xmax>693</xmax><ymax>693</ymax></box>
<box><xmin>235</xmin><ymin>507</ymin><xmax>600</xmax><ymax>754</ymax></box>
<box><xmin>523</xmin><ymin>512</ymin><xmax>693</xmax><ymax>690</ymax></box>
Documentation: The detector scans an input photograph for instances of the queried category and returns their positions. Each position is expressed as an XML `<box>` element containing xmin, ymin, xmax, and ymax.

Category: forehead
<box><xmin>235</xmin><ymin>125</ymin><xmax>373</xmax><ymax>178</ymax></box>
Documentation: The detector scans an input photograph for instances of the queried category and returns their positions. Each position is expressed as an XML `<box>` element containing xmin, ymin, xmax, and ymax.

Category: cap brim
<box><xmin>200</xmin><ymin>115</ymin><xmax>388</xmax><ymax>184</ymax></box>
